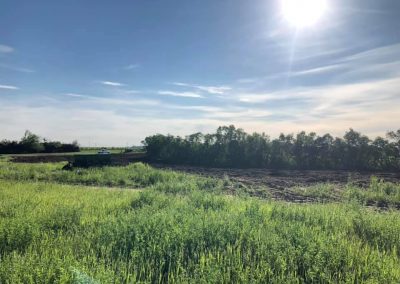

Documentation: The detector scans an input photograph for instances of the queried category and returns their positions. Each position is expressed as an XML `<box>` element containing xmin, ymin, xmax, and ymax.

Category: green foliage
<box><xmin>20</xmin><ymin>130</ymin><xmax>44</xmax><ymax>153</ymax></box>
<box><xmin>292</xmin><ymin>179</ymin><xmax>400</xmax><ymax>207</ymax></box>
<box><xmin>144</xmin><ymin>125</ymin><xmax>400</xmax><ymax>171</ymax></box>
<box><xmin>0</xmin><ymin>130</ymin><xmax>80</xmax><ymax>154</ymax></box>
<box><xmin>345</xmin><ymin>177</ymin><xmax>400</xmax><ymax>208</ymax></box>
<box><xmin>1</xmin><ymin>161</ymin><xmax>400</xmax><ymax>282</ymax></box>
<box><xmin>0</xmin><ymin>161</ymin><xmax>225</xmax><ymax>192</ymax></box>
<box><xmin>0</xmin><ymin>180</ymin><xmax>399</xmax><ymax>283</ymax></box>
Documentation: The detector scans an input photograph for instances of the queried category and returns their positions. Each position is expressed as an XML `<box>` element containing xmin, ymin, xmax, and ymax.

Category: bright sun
<box><xmin>282</xmin><ymin>0</ymin><xmax>328</xmax><ymax>28</ymax></box>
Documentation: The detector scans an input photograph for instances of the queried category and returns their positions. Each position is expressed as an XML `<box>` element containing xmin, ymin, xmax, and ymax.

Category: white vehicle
<box><xmin>97</xmin><ymin>148</ymin><xmax>111</xmax><ymax>155</ymax></box>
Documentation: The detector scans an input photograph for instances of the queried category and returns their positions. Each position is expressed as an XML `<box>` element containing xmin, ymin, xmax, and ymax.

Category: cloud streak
<box><xmin>100</xmin><ymin>81</ymin><xmax>126</xmax><ymax>87</ymax></box>
<box><xmin>173</xmin><ymin>82</ymin><xmax>231</xmax><ymax>95</ymax></box>
<box><xmin>0</xmin><ymin>84</ymin><xmax>19</xmax><ymax>90</ymax></box>
<box><xmin>63</xmin><ymin>92</ymin><xmax>160</xmax><ymax>107</ymax></box>
<box><xmin>0</xmin><ymin>63</ymin><xmax>35</xmax><ymax>73</ymax></box>
<box><xmin>64</xmin><ymin>93</ymin><xmax>86</xmax><ymax>98</ymax></box>
<box><xmin>158</xmin><ymin>90</ymin><xmax>204</xmax><ymax>98</ymax></box>
<box><xmin>0</xmin><ymin>44</ymin><xmax>14</xmax><ymax>53</ymax></box>
<box><xmin>236</xmin><ymin>43</ymin><xmax>400</xmax><ymax>89</ymax></box>
<box><xmin>124</xmin><ymin>64</ymin><xmax>140</xmax><ymax>70</ymax></box>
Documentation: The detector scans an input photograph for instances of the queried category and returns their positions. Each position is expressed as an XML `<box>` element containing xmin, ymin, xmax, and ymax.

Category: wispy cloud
<box><xmin>0</xmin><ymin>63</ymin><xmax>35</xmax><ymax>73</ymax></box>
<box><xmin>171</xmin><ymin>105</ymin><xmax>222</xmax><ymax>112</ymax></box>
<box><xmin>343</xmin><ymin>43</ymin><xmax>400</xmax><ymax>63</ymax></box>
<box><xmin>63</xmin><ymin>92</ymin><xmax>160</xmax><ymax>107</ymax></box>
<box><xmin>323</xmin><ymin>43</ymin><xmax>400</xmax><ymax>83</ymax></box>
<box><xmin>238</xmin><ymin>76</ymin><xmax>400</xmax><ymax>103</ymax></box>
<box><xmin>64</xmin><ymin>93</ymin><xmax>87</xmax><ymax>98</ymax></box>
<box><xmin>3</xmin><ymin>86</ymin><xmax>397</xmax><ymax>146</ymax></box>
<box><xmin>173</xmin><ymin>82</ymin><xmax>231</xmax><ymax>95</ymax></box>
<box><xmin>236</xmin><ymin>77</ymin><xmax>260</xmax><ymax>84</ymax></box>
<box><xmin>2</xmin><ymin>70</ymin><xmax>398</xmax><ymax>146</ymax></box>
<box><xmin>292</xmin><ymin>64</ymin><xmax>343</xmax><ymax>76</ymax></box>
<box><xmin>0</xmin><ymin>84</ymin><xmax>19</xmax><ymax>90</ymax></box>
<box><xmin>158</xmin><ymin>90</ymin><xmax>204</xmax><ymax>98</ymax></box>
<box><xmin>124</xmin><ymin>64</ymin><xmax>140</xmax><ymax>70</ymax></box>
<box><xmin>235</xmin><ymin>65</ymin><xmax>343</xmax><ymax>86</ymax></box>
<box><xmin>0</xmin><ymin>44</ymin><xmax>14</xmax><ymax>53</ymax></box>
<box><xmin>100</xmin><ymin>81</ymin><xmax>126</xmax><ymax>87</ymax></box>
<box><xmin>208</xmin><ymin>109</ymin><xmax>273</xmax><ymax>120</ymax></box>
<box><xmin>236</xmin><ymin>43</ymin><xmax>400</xmax><ymax>88</ymax></box>
<box><xmin>0</xmin><ymin>103</ymin><xmax>224</xmax><ymax>146</ymax></box>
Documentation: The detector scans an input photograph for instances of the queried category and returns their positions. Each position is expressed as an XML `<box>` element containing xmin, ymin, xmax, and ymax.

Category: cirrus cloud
<box><xmin>0</xmin><ymin>84</ymin><xmax>19</xmax><ymax>90</ymax></box>
<box><xmin>0</xmin><ymin>44</ymin><xmax>14</xmax><ymax>53</ymax></box>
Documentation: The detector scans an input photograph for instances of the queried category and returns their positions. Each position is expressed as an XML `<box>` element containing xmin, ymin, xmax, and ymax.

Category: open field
<box><xmin>154</xmin><ymin>165</ymin><xmax>400</xmax><ymax>204</ymax></box>
<box><xmin>2</xmin><ymin>157</ymin><xmax>400</xmax><ymax>207</ymax></box>
<box><xmin>1</xmin><ymin>159</ymin><xmax>400</xmax><ymax>282</ymax></box>
<box><xmin>3</xmin><ymin>0</ymin><xmax>399</xmax><ymax>281</ymax></box>
<box><xmin>5</xmin><ymin>152</ymin><xmax>400</xmax><ymax>204</ymax></box>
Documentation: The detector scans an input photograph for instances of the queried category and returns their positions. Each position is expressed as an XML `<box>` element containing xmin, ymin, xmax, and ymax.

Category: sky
<box><xmin>0</xmin><ymin>0</ymin><xmax>399</xmax><ymax>146</ymax></box>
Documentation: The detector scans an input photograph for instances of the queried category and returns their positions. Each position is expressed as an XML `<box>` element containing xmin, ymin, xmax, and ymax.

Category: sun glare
<box><xmin>282</xmin><ymin>0</ymin><xmax>328</xmax><ymax>28</ymax></box>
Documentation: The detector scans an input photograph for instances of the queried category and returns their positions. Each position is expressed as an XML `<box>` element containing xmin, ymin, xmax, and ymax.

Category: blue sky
<box><xmin>1</xmin><ymin>0</ymin><xmax>400</xmax><ymax>146</ymax></box>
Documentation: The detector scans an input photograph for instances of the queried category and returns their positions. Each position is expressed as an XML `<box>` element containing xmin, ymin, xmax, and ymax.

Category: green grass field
<box><xmin>1</xmin><ymin>160</ymin><xmax>400</xmax><ymax>283</ymax></box>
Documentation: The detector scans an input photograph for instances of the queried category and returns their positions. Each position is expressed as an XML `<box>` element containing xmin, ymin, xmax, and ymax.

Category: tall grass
<box><xmin>1</xmin><ymin>180</ymin><xmax>399</xmax><ymax>283</ymax></box>
<box><xmin>0</xmin><ymin>161</ymin><xmax>225</xmax><ymax>193</ymax></box>
<box><xmin>292</xmin><ymin>179</ymin><xmax>400</xmax><ymax>208</ymax></box>
<box><xmin>344</xmin><ymin>177</ymin><xmax>400</xmax><ymax>207</ymax></box>
<box><xmin>2</xmin><ymin>161</ymin><xmax>399</xmax><ymax>207</ymax></box>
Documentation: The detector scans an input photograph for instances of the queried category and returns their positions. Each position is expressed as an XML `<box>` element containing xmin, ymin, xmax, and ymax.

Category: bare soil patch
<box><xmin>9</xmin><ymin>153</ymin><xmax>147</xmax><ymax>165</ymax></box>
<box><xmin>152</xmin><ymin>164</ymin><xmax>400</xmax><ymax>202</ymax></box>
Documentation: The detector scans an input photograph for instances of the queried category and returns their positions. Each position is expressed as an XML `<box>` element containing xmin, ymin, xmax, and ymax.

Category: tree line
<box><xmin>143</xmin><ymin>126</ymin><xmax>400</xmax><ymax>171</ymax></box>
<box><xmin>0</xmin><ymin>131</ymin><xmax>80</xmax><ymax>154</ymax></box>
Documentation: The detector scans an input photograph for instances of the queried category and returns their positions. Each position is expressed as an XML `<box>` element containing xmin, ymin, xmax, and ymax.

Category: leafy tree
<box><xmin>143</xmin><ymin>126</ymin><xmax>400</xmax><ymax>171</ymax></box>
<box><xmin>20</xmin><ymin>130</ymin><xmax>44</xmax><ymax>153</ymax></box>
<box><xmin>0</xmin><ymin>131</ymin><xmax>80</xmax><ymax>154</ymax></box>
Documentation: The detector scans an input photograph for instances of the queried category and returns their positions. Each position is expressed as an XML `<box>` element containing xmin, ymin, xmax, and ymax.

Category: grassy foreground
<box><xmin>0</xmin><ymin>161</ymin><xmax>400</xmax><ymax>283</ymax></box>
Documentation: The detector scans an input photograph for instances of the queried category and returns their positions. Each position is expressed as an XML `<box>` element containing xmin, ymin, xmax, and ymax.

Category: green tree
<box><xmin>20</xmin><ymin>130</ymin><xmax>44</xmax><ymax>153</ymax></box>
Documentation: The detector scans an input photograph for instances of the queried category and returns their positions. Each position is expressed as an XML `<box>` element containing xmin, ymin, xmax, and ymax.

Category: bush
<box><xmin>0</xmin><ymin>131</ymin><xmax>80</xmax><ymax>154</ymax></box>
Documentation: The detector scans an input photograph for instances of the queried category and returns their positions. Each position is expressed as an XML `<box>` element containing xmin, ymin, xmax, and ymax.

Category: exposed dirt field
<box><xmin>8</xmin><ymin>153</ymin><xmax>147</xmax><ymax>164</ymax></box>
<box><xmin>9</xmin><ymin>154</ymin><xmax>75</xmax><ymax>163</ymax></box>
<box><xmin>152</xmin><ymin>164</ymin><xmax>400</xmax><ymax>203</ymax></box>
<box><xmin>6</xmin><ymin>154</ymin><xmax>400</xmax><ymax>204</ymax></box>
